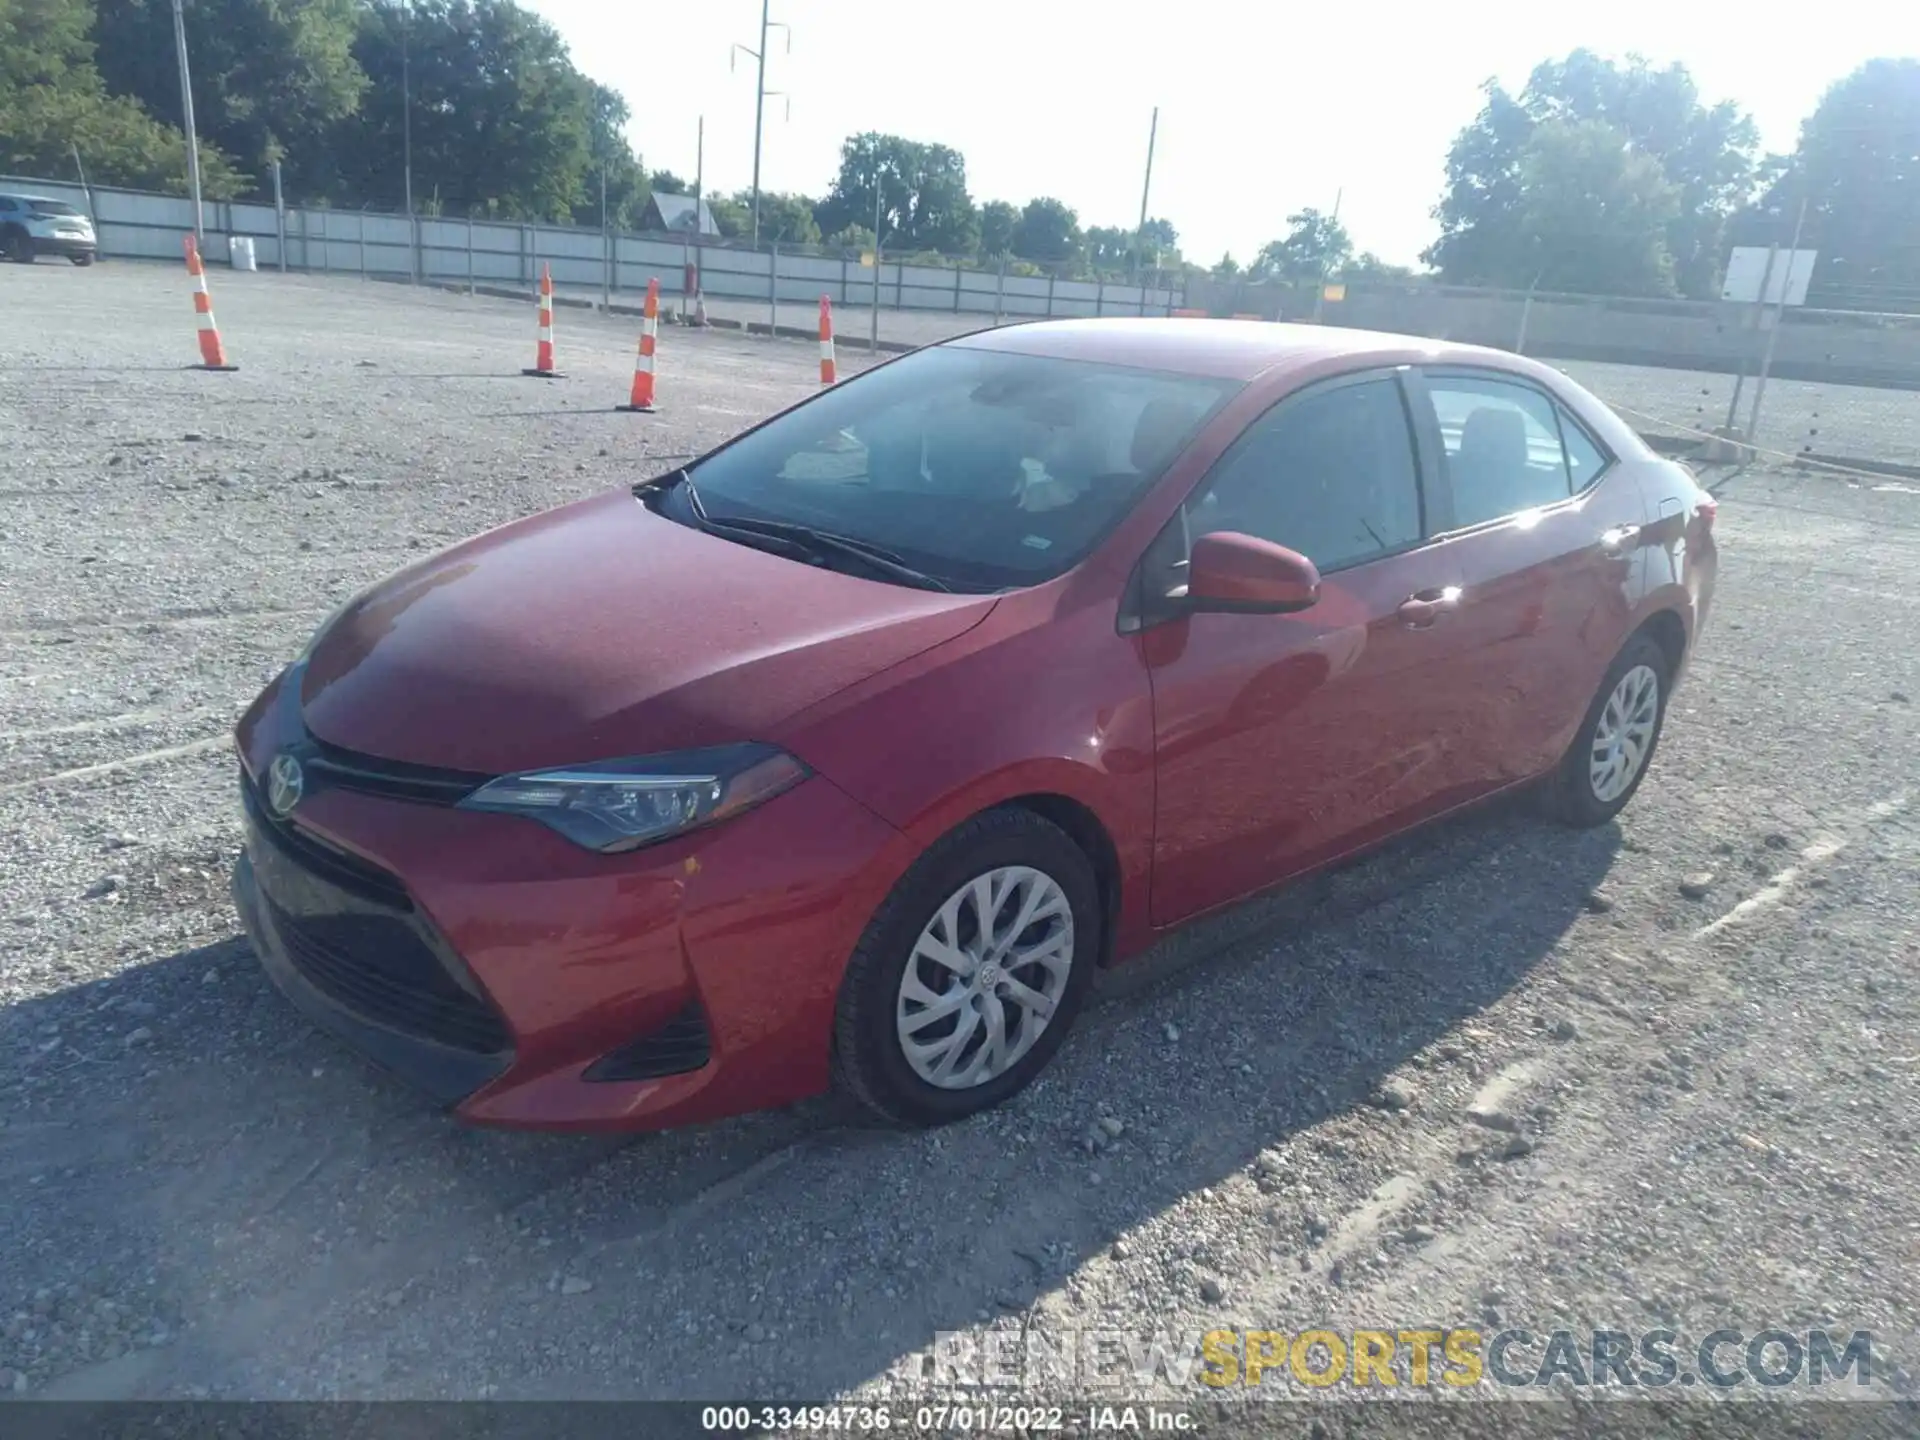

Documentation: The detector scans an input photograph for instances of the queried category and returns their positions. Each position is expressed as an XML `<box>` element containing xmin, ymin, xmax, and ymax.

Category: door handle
<box><xmin>1601</xmin><ymin>524</ymin><xmax>1641</xmax><ymax>552</ymax></box>
<box><xmin>1398</xmin><ymin>587</ymin><xmax>1459</xmax><ymax>628</ymax></box>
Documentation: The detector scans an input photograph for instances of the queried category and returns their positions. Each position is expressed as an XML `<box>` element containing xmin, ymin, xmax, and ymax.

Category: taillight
<box><xmin>1696</xmin><ymin>493</ymin><xmax>1717</xmax><ymax>531</ymax></box>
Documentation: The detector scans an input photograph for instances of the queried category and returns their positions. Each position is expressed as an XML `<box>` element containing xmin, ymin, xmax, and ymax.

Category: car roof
<box><xmin>947</xmin><ymin>316</ymin><xmax>1539</xmax><ymax>385</ymax></box>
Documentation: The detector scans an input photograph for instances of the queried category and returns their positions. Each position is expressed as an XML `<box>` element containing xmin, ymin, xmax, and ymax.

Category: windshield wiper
<box><xmin>633</xmin><ymin>467</ymin><xmax>707</xmax><ymax>519</ymax></box>
<box><xmin>703</xmin><ymin>514</ymin><xmax>954</xmax><ymax>592</ymax></box>
<box><xmin>639</xmin><ymin>473</ymin><xmax>951</xmax><ymax>592</ymax></box>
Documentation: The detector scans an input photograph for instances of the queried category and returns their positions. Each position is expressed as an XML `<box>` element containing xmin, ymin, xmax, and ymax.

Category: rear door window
<box><xmin>1421</xmin><ymin>374</ymin><xmax>1578</xmax><ymax>528</ymax></box>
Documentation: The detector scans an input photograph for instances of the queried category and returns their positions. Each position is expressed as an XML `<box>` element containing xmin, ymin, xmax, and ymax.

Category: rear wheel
<box><xmin>1549</xmin><ymin>633</ymin><xmax>1670</xmax><ymax>827</ymax></box>
<box><xmin>832</xmin><ymin>807</ymin><xmax>1099</xmax><ymax>1126</ymax></box>
<box><xmin>3</xmin><ymin>229</ymin><xmax>33</xmax><ymax>264</ymax></box>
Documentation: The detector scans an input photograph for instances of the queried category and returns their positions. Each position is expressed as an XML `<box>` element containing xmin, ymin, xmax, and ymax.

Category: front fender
<box><xmin>776</xmin><ymin>587</ymin><xmax>1158</xmax><ymax>952</ymax></box>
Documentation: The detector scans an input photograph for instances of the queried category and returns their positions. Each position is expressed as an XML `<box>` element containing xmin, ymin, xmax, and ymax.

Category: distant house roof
<box><xmin>644</xmin><ymin>192</ymin><xmax>719</xmax><ymax>237</ymax></box>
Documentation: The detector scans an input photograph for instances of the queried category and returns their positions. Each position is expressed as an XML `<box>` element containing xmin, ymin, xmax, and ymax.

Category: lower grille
<box><xmin>266</xmin><ymin>899</ymin><xmax>511</xmax><ymax>1055</ymax></box>
<box><xmin>584</xmin><ymin>1002</ymin><xmax>711</xmax><ymax>1082</ymax></box>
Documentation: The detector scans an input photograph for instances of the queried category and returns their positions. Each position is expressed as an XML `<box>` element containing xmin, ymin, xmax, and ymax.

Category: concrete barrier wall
<box><xmin>2</xmin><ymin>174</ymin><xmax>1176</xmax><ymax>321</ymax></box>
<box><xmin>1182</xmin><ymin>275</ymin><xmax>1920</xmax><ymax>392</ymax></box>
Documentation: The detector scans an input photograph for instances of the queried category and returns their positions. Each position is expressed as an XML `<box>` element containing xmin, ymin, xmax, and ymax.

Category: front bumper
<box><xmin>33</xmin><ymin>234</ymin><xmax>95</xmax><ymax>258</ymax></box>
<box><xmin>232</xmin><ymin>674</ymin><xmax>911</xmax><ymax>1131</ymax></box>
<box><xmin>233</xmin><ymin>782</ymin><xmax>512</xmax><ymax>1105</ymax></box>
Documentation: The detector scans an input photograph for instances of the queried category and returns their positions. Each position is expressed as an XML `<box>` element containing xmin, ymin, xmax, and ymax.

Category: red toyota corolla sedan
<box><xmin>232</xmin><ymin>318</ymin><xmax>1716</xmax><ymax>1132</ymax></box>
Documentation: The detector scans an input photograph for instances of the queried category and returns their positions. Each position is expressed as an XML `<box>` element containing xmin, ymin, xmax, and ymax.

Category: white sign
<box><xmin>1721</xmin><ymin>246</ymin><xmax>1818</xmax><ymax>306</ymax></box>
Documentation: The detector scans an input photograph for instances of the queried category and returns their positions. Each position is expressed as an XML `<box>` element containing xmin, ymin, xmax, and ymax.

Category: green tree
<box><xmin>818</xmin><ymin>132</ymin><xmax>977</xmax><ymax>253</ymax></box>
<box><xmin>91</xmin><ymin>0</ymin><xmax>364</xmax><ymax>188</ymax></box>
<box><xmin>0</xmin><ymin>0</ymin><xmax>243</xmax><ymax>195</ymax></box>
<box><xmin>1342</xmin><ymin>251</ymin><xmax>1417</xmax><ymax>282</ymax></box>
<box><xmin>1011</xmin><ymin>196</ymin><xmax>1079</xmax><ymax>263</ymax></box>
<box><xmin>1427</xmin><ymin>49</ymin><xmax>1758</xmax><ymax>296</ymax></box>
<box><xmin>708</xmin><ymin>192</ymin><xmax>751</xmax><ymax>239</ymax></box>
<box><xmin>739</xmin><ymin>189</ymin><xmax>819</xmax><ymax>246</ymax></box>
<box><xmin>585</xmin><ymin>81</ymin><xmax>647</xmax><ymax>228</ymax></box>
<box><xmin>1136</xmin><ymin>216</ymin><xmax>1178</xmax><ymax>268</ymax></box>
<box><xmin>328</xmin><ymin>0</ymin><xmax>595</xmax><ymax>220</ymax></box>
<box><xmin>1251</xmin><ymin>207</ymin><xmax>1352</xmax><ymax>282</ymax></box>
<box><xmin>1083</xmin><ymin>223</ymin><xmax>1133</xmax><ymax>273</ymax></box>
<box><xmin>1211</xmin><ymin>252</ymin><xmax>1242</xmax><ymax>278</ymax></box>
<box><xmin>1761</xmin><ymin>59</ymin><xmax>1920</xmax><ymax>308</ymax></box>
<box><xmin>1513</xmin><ymin>119</ymin><xmax>1681</xmax><ymax>295</ymax></box>
<box><xmin>978</xmin><ymin>199</ymin><xmax>1018</xmax><ymax>257</ymax></box>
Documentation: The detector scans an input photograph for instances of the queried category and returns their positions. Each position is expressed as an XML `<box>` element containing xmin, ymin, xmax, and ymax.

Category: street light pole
<box><xmin>170</xmin><ymin>0</ymin><xmax>204</xmax><ymax>240</ymax></box>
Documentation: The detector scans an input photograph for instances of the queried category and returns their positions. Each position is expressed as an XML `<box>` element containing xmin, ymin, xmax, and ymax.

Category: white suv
<box><xmin>0</xmin><ymin>194</ymin><xmax>98</xmax><ymax>265</ymax></box>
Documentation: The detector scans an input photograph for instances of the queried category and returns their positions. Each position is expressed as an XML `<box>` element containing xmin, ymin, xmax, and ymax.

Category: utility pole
<box><xmin>731</xmin><ymin>0</ymin><xmax>789</xmax><ymax>249</ymax></box>
<box><xmin>170</xmin><ymin>0</ymin><xmax>204</xmax><ymax>240</ymax></box>
<box><xmin>1310</xmin><ymin>188</ymin><xmax>1343</xmax><ymax>323</ymax></box>
<box><xmin>400</xmin><ymin>0</ymin><xmax>413</xmax><ymax>220</ymax></box>
<box><xmin>1725</xmin><ymin>240</ymin><xmax>1779</xmax><ymax>433</ymax></box>
<box><xmin>1746</xmin><ymin>193</ymin><xmax>1810</xmax><ymax>447</ymax></box>
<box><xmin>1133</xmin><ymin>107</ymin><xmax>1159</xmax><ymax>283</ymax></box>
<box><xmin>870</xmin><ymin>181</ymin><xmax>883</xmax><ymax>354</ymax></box>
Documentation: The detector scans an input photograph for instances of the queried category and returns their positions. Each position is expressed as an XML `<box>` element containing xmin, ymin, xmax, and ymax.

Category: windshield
<box><xmin>672</xmin><ymin>345</ymin><xmax>1237</xmax><ymax>592</ymax></box>
<box><xmin>29</xmin><ymin>200</ymin><xmax>82</xmax><ymax>217</ymax></box>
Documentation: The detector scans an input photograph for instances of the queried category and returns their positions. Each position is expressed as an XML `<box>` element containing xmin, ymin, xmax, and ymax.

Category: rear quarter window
<box><xmin>1558</xmin><ymin>407</ymin><xmax>1612</xmax><ymax>490</ymax></box>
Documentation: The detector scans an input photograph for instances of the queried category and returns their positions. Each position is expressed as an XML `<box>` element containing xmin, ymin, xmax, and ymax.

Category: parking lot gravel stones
<box><xmin>1</xmin><ymin>264</ymin><xmax>1916</xmax><ymax>1408</ymax></box>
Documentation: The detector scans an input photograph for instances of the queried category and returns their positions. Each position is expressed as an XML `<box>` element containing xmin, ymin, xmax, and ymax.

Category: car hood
<box><xmin>299</xmin><ymin>489</ymin><xmax>999</xmax><ymax>774</ymax></box>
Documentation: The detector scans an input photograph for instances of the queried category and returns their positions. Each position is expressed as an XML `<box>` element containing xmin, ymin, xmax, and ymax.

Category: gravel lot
<box><xmin>2</xmin><ymin>263</ymin><xmax>1918</xmax><ymax>1424</ymax></box>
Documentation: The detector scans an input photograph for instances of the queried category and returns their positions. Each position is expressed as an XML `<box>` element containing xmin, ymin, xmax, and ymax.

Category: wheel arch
<box><xmin>996</xmin><ymin>792</ymin><xmax>1124</xmax><ymax>969</ymax></box>
<box><xmin>1632</xmin><ymin>606</ymin><xmax>1688</xmax><ymax>681</ymax></box>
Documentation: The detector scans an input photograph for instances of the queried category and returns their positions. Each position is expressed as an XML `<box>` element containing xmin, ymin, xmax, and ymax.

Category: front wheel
<box><xmin>1549</xmin><ymin>633</ymin><xmax>1671</xmax><ymax>827</ymax></box>
<box><xmin>832</xmin><ymin>807</ymin><xmax>1099</xmax><ymax>1126</ymax></box>
<box><xmin>70</xmin><ymin>253</ymin><xmax>94</xmax><ymax>267</ymax></box>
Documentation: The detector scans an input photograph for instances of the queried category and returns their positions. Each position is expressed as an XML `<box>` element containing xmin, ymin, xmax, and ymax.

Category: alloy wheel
<box><xmin>1589</xmin><ymin>663</ymin><xmax>1660</xmax><ymax>803</ymax></box>
<box><xmin>895</xmin><ymin>865</ymin><xmax>1074</xmax><ymax>1090</ymax></box>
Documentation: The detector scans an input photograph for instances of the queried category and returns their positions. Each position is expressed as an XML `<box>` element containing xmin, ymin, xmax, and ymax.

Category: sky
<box><xmin>523</xmin><ymin>0</ymin><xmax>1908</xmax><ymax>267</ymax></box>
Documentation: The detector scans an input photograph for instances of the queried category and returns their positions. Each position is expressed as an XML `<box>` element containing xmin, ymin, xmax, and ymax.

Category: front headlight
<box><xmin>456</xmin><ymin>743</ymin><xmax>810</xmax><ymax>853</ymax></box>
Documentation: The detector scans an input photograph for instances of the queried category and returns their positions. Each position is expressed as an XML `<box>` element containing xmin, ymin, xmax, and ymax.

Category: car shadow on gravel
<box><xmin>1</xmin><ymin>794</ymin><xmax>1618</xmax><ymax>1399</ymax></box>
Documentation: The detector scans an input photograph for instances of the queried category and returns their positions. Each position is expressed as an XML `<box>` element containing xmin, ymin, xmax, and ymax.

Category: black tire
<box><xmin>1548</xmin><ymin>632</ymin><xmax>1672</xmax><ymax>827</ymax></box>
<box><xmin>70</xmin><ymin>253</ymin><xmax>94</xmax><ymax>267</ymax></box>
<box><xmin>3</xmin><ymin>229</ymin><xmax>33</xmax><ymax>264</ymax></box>
<box><xmin>832</xmin><ymin>806</ymin><xmax>1100</xmax><ymax>1127</ymax></box>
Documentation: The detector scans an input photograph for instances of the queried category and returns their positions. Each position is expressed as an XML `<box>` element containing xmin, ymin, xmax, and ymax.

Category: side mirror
<box><xmin>1185</xmin><ymin>531</ymin><xmax>1321</xmax><ymax>614</ymax></box>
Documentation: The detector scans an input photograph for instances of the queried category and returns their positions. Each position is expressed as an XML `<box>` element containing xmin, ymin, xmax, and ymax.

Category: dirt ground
<box><xmin>1</xmin><ymin>263</ymin><xmax>1917</xmax><ymax>1424</ymax></box>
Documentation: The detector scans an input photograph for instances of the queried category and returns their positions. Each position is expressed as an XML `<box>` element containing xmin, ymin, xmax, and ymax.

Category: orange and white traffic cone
<box><xmin>618</xmin><ymin>278</ymin><xmax>660</xmax><ymax>413</ymax></box>
<box><xmin>522</xmin><ymin>263</ymin><xmax>563</xmax><ymax>378</ymax></box>
<box><xmin>819</xmin><ymin>294</ymin><xmax>837</xmax><ymax>385</ymax></box>
<box><xmin>693</xmin><ymin>290</ymin><xmax>709</xmax><ymax>328</ymax></box>
<box><xmin>183</xmin><ymin>235</ymin><xmax>238</xmax><ymax>372</ymax></box>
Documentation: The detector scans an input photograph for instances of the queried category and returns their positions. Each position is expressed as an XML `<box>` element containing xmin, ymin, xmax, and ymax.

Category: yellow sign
<box><xmin>860</xmin><ymin>251</ymin><xmax>876</xmax><ymax>267</ymax></box>
<box><xmin>1322</xmin><ymin>283</ymin><xmax>1347</xmax><ymax>302</ymax></box>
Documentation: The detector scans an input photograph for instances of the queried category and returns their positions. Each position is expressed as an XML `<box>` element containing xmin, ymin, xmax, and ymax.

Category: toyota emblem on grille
<box><xmin>266</xmin><ymin>752</ymin><xmax>305</xmax><ymax>817</ymax></box>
